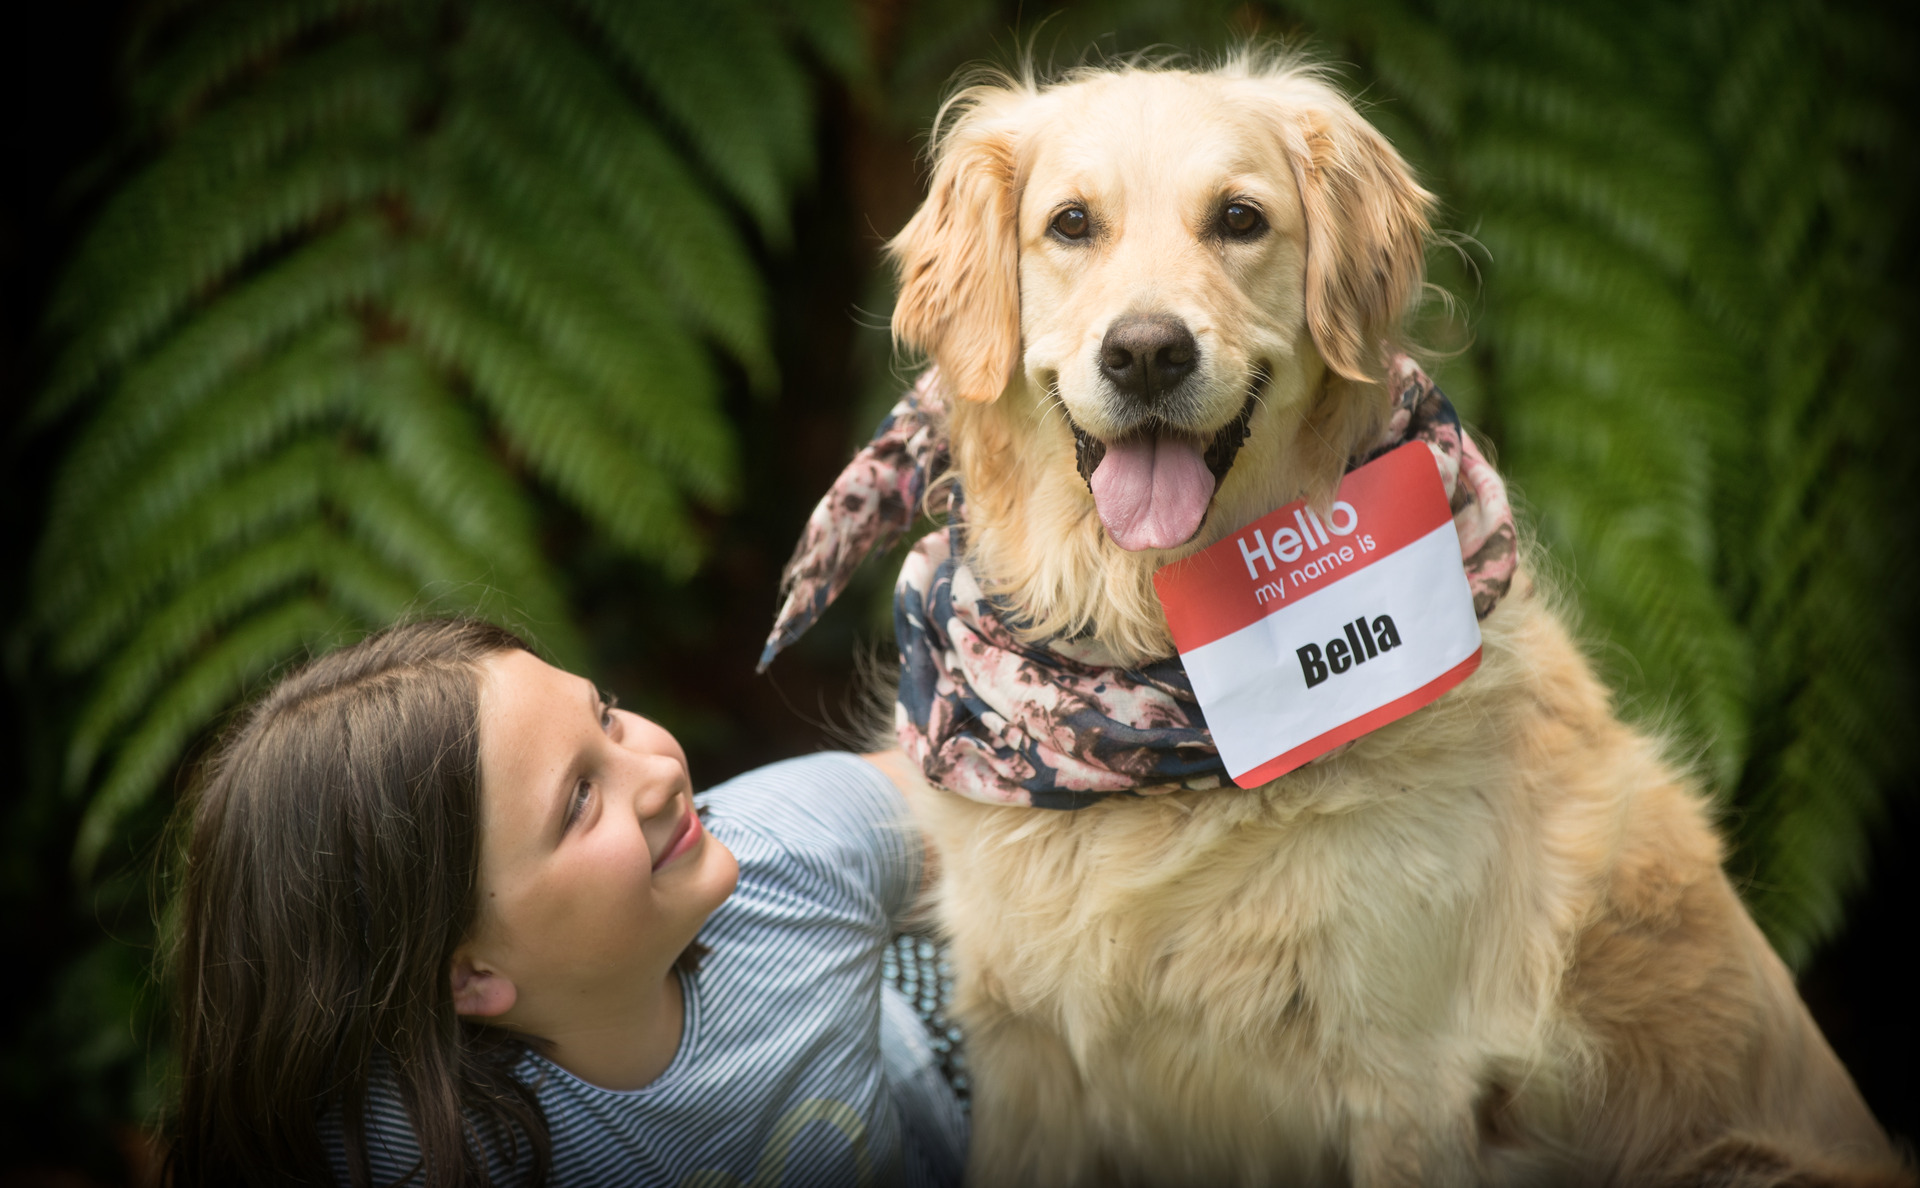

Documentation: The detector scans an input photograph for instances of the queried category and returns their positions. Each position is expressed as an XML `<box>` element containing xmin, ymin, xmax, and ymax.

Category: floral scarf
<box><xmin>760</xmin><ymin>358</ymin><xmax>1517</xmax><ymax>808</ymax></box>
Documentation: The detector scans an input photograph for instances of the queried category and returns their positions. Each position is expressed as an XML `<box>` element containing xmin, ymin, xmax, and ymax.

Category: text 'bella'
<box><xmin>1297</xmin><ymin>615</ymin><xmax>1403</xmax><ymax>687</ymax></box>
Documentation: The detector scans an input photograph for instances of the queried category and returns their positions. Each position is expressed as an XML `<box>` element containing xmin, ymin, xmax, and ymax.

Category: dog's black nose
<box><xmin>1099</xmin><ymin>314</ymin><xmax>1198</xmax><ymax>405</ymax></box>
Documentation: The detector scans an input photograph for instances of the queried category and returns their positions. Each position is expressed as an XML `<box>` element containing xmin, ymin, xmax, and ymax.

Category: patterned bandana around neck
<box><xmin>760</xmin><ymin>357</ymin><xmax>1517</xmax><ymax>809</ymax></box>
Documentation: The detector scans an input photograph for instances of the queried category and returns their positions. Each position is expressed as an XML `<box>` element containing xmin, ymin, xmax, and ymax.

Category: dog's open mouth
<box><xmin>1070</xmin><ymin>371</ymin><xmax>1264</xmax><ymax>552</ymax></box>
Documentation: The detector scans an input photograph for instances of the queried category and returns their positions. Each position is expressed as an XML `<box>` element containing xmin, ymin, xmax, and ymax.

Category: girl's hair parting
<box><xmin>163</xmin><ymin>618</ymin><xmax>548</xmax><ymax>1188</ymax></box>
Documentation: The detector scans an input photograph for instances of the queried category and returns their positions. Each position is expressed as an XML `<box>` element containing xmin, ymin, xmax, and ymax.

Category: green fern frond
<box><xmin>35</xmin><ymin>0</ymin><xmax>840</xmax><ymax>881</ymax></box>
<box><xmin>72</xmin><ymin>597</ymin><xmax>349</xmax><ymax>877</ymax></box>
<box><xmin>59</xmin><ymin>219</ymin><xmax>396</xmax><ymax>462</ymax></box>
<box><xmin>40</xmin><ymin>141</ymin><xmax>409</xmax><ymax>420</ymax></box>
<box><xmin>50</xmin><ymin>442</ymin><xmax>337</xmax><ymax>672</ymax></box>
<box><xmin>62</xmin><ymin>525</ymin><xmax>407</xmax><ymax>788</ymax></box>
<box><xmin>345</xmin><ymin>351</ymin><xmax>547</xmax><ymax>568</ymax></box>
<box><xmin>1358</xmin><ymin>23</ymin><xmax>1465</xmax><ymax>138</ymax></box>
<box><xmin>125</xmin><ymin>0</ymin><xmax>413</xmax><ymax>130</ymax></box>
<box><xmin>130</xmin><ymin>32</ymin><xmax>426</xmax><ymax>200</ymax></box>
<box><xmin>325</xmin><ymin>457</ymin><xmax>533</xmax><ymax>598</ymax></box>
<box><xmin>384</xmin><ymin>275</ymin><xmax>703</xmax><ymax>569</ymax></box>
<box><xmin>419</xmin><ymin>141</ymin><xmax>736</xmax><ymax>493</ymax></box>
<box><xmin>37</xmin><ymin>331</ymin><xmax>360</xmax><ymax>625</ymax></box>
<box><xmin>458</xmin><ymin>0</ymin><xmax>774</xmax><ymax>384</ymax></box>
<box><xmin>1456</xmin><ymin>143</ymin><xmax>1706</xmax><ymax>278</ymax></box>
<box><xmin>1706</xmin><ymin>0</ymin><xmax>1914</xmax><ymax>958</ymax></box>
<box><xmin>1439</xmin><ymin>0</ymin><xmax>1624</xmax><ymax>78</ymax></box>
<box><xmin>566</xmin><ymin>0</ymin><xmax>814</xmax><ymax>241</ymax></box>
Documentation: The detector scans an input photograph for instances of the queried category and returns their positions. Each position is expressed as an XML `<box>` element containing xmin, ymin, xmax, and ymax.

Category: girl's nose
<box><xmin>630</xmin><ymin>750</ymin><xmax>690</xmax><ymax>822</ymax></box>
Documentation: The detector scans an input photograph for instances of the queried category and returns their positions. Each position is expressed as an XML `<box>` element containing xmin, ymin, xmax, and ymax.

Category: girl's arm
<box><xmin>860</xmin><ymin>749</ymin><xmax>940</xmax><ymax>901</ymax></box>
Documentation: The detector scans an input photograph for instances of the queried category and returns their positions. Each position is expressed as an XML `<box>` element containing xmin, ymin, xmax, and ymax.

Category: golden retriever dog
<box><xmin>879</xmin><ymin>53</ymin><xmax>1908</xmax><ymax>1187</ymax></box>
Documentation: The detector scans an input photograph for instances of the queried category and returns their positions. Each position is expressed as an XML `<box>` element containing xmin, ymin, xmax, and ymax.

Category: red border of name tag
<box><xmin>1155</xmin><ymin>443</ymin><xmax>1481</xmax><ymax>787</ymax></box>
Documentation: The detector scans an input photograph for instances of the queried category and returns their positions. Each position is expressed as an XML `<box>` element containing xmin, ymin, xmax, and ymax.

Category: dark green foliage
<box><xmin>31</xmin><ymin>0</ymin><xmax>840</xmax><ymax>878</ymax></box>
<box><xmin>1698</xmin><ymin>0</ymin><xmax>1918</xmax><ymax>963</ymax></box>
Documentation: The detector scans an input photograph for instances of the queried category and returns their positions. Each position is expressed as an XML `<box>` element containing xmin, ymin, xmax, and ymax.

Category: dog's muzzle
<box><xmin>1070</xmin><ymin>370</ymin><xmax>1265</xmax><ymax>488</ymax></box>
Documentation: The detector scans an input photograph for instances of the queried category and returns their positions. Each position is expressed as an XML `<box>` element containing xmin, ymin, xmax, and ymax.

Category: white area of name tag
<box><xmin>1181</xmin><ymin>523</ymin><xmax>1479</xmax><ymax>781</ymax></box>
<box><xmin>1154</xmin><ymin>444</ymin><xmax>1482</xmax><ymax>787</ymax></box>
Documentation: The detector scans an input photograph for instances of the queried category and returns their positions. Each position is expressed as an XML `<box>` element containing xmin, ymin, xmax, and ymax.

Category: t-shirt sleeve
<box><xmin>697</xmin><ymin>752</ymin><xmax>923</xmax><ymax>930</ymax></box>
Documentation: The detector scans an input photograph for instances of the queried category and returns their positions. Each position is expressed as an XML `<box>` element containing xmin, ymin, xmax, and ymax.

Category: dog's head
<box><xmin>889</xmin><ymin>55</ymin><xmax>1433</xmax><ymax>661</ymax></box>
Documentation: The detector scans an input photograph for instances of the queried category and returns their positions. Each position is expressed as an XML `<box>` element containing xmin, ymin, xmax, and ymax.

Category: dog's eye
<box><xmin>1051</xmin><ymin>207</ymin><xmax>1091</xmax><ymax>240</ymax></box>
<box><xmin>1221</xmin><ymin>201</ymin><xmax>1266</xmax><ymax>238</ymax></box>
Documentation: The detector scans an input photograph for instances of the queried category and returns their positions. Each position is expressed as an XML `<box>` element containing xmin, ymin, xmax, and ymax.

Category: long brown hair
<box><xmin>165</xmin><ymin>619</ymin><xmax>548</xmax><ymax>1187</ymax></box>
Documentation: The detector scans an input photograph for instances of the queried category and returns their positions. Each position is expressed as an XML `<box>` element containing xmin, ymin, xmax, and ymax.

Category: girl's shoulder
<box><xmin>698</xmin><ymin>751</ymin><xmax>898</xmax><ymax>836</ymax></box>
<box><xmin>698</xmin><ymin>752</ymin><xmax>919</xmax><ymax>904</ymax></box>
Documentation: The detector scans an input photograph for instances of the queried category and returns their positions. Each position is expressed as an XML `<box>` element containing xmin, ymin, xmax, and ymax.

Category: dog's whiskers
<box><xmin>1035</xmin><ymin>380</ymin><xmax>1072</xmax><ymax>432</ymax></box>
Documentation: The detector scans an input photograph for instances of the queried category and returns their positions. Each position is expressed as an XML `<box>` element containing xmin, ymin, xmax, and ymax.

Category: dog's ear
<box><xmin>1281</xmin><ymin>88</ymin><xmax>1434</xmax><ymax>383</ymax></box>
<box><xmin>888</xmin><ymin>93</ymin><xmax>1023</xmax><ymax>403</ymax></box>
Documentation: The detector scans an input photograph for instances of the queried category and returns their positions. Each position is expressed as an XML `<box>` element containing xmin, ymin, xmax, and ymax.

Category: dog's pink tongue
<box><xmin>1089</xmin><ymin>433</ymin><xmax>1216</xmax><ymax>551</ymax></box>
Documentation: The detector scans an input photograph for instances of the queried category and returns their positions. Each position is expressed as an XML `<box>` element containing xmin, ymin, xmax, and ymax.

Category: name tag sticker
<box><xmin>1154</xmin><ymin>443</ymin><xmax>1482</xmax><ymax>787</ymax></box>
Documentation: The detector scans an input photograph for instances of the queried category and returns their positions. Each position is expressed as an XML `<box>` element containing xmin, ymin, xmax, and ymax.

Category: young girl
<box><xmin>166</xmin><ymin>618</ymin><xmax>965</xmax><ymax>1187</ymax></box>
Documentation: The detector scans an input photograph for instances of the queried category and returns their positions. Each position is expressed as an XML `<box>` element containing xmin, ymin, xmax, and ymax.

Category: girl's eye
<box><xmin>598</xmin><ymin>690</ymin><xmax>619</xmax><ymax>732</ymax></box>
<box><xmin>566</xmin><ymin>780</ymin><xmax>593</xmax><ymax>830</ymax></box>
<box><xmin>1050</xmin><ymin>206</ymin><xmax>1090</xmax><ymax>240</ymax></box>
<box><xmin>1221</xmin><ymin>201</ymin><xmax>1266</xmax><ymax>239</ymax></box>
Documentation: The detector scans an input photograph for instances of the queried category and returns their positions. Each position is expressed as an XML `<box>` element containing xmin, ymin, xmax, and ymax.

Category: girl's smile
<box><xmin>654</xmin><ymin>809</ymin><xmax>703</xmax><ymax>870</ymax></box>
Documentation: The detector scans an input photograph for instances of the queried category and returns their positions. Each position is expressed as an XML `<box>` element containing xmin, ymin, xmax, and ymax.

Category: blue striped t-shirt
<box><xmin>330</xmin><ymin>752</ymin><xmax>967</xmax><ymax>1187</ymax></box>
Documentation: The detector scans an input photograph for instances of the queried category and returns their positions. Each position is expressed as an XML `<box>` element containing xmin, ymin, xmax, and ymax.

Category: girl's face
<box><xmin>456</xmin><ymin>649</ymin><xmax>738</xmax><ymax>1020</ymax></box>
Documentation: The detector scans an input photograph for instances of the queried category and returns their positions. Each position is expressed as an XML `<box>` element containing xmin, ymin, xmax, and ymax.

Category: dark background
<box><xmin>4</xmin><ymin>2</ymin><xmax>1914</xmax><ymax>1182</ymax></box>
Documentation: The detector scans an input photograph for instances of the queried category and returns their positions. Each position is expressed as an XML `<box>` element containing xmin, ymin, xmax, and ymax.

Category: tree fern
<box><xmin>33</xmin><ymin>0</ymin><xmax>835</xmax><ymax>878</ymax></box>
<box><xmin>1698</xmin><ymin>0</ymin><xmax>1917</xmax><ymax>964</ymax></box>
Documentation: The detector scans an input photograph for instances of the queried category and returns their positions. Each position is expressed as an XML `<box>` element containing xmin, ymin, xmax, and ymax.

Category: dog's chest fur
<box><xmin>914</xmin><ymin>588</ymin><xmax>1683</xmax><ymax>1181</ymax></box>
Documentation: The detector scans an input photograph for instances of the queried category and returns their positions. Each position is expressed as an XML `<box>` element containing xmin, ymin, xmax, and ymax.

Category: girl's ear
<box><xmin>887</xmin><ymin>90</ymin><xmax>1025</xmax><ymax>403</ymax></box>
<box><xmin>1273</xmin><ymin>78</ymin><xmax>1434</xmax><ymax>383</ymax></box>
<box><xmin>450</xmin><ymin>951</ymin><xmax>517</xmax><ymax>1018</ymax></box>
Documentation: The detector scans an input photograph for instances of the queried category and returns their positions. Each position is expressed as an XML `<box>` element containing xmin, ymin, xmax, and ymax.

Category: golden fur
<box><xmin>885</xmin><ymin>53</ymin><xmax>1907</xmax><ymax>1186</ymax></box>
